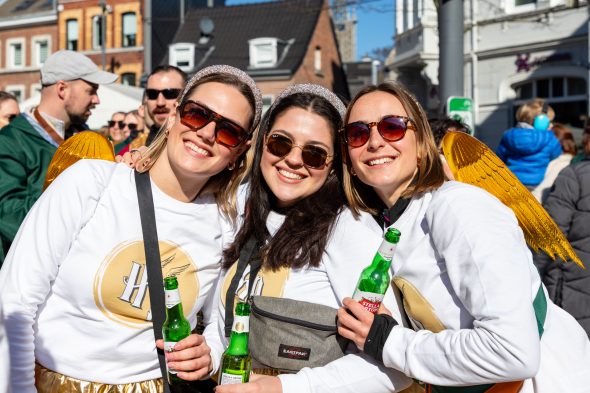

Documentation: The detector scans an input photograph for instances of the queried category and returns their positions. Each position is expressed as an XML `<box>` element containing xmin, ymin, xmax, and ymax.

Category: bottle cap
<box><xmin>164</xmin><ymin>276</ymin><xmax>179</xmax><ymax>290</ymax></box>
<box><xmin>384</xmin><ymin>227</ymin><xmax>401</xmax><ymax>244</ymax></box>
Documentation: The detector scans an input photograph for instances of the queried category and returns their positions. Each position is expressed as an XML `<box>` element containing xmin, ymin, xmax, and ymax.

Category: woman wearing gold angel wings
<box><xmin>0</xmin><ymin>65</ymin><xmax>262</xmax><ymax>392</ymax></box>
<box><xmin>337</xmin><ymin>81</ymin><xmax>590</xmax><ymax>392</ymax></box>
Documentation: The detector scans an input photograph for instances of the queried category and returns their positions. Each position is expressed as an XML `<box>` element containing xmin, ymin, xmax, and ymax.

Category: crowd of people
<box><xmin>0</xmin><ymin>49</ymin><xmax>589</xmax><ymax>393</ymax></box>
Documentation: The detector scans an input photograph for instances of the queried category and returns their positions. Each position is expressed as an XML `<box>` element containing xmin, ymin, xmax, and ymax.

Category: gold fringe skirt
<box><xmin>35</xmin><ymin>364</ymin><xmax>163</xmax><ymax>393</ymax></box>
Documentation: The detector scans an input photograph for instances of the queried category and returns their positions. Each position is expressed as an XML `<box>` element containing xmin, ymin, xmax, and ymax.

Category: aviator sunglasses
<box><xmin>145</xmin><ymin>88</ymin><xmax>182</xmax><ymax>100</ymax></box>
<box><xmin>266</xmin><ymin>133</ymin><xmax>332</xmax><ymax>169</ymax></box>
<box><xmin>179</xmin><ymin>100</ymin><xmax>248</xmax><ymax>148</ymax></box>
<box><xmin>342</xmin><ymin>115</ymin><xmax>413</xmax><ymax>148</ymax></box>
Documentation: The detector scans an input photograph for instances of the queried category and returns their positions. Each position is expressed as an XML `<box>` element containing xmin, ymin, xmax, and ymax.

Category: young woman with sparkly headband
<box><xmin>336</xmin><ymin>81</ymin><xmax>590</xmax><ymax>392</ymax></box>
<box><xmin>212</xmin><ymin>84</ymin><xmax>412</xmax><ymax>393</ymax></box>
<box><xmin>0</xmin><ymin>65</ymin><xmax>262</xmax><ymax>392</ymax></box>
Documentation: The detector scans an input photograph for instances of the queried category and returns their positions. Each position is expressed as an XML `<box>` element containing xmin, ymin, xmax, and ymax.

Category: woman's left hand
<box><xmin>215</xmin><ymin>375</ymin><xmax>282</xmax><ymax>393</ymax></box>
<box><xmin>337</xmin><ymin>297</ymin><xmax>391</xmax><ymax>351</ymax></box>
<box><xmin>155</xmin><ymin>334</ymin><xmax>212</xmax><ymax>381</ymax></box>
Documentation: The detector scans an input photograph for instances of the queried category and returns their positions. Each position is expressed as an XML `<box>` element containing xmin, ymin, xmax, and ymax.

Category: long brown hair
<box><xmin>342</xmin><ymin>82</ymin><xmax>445</xmax><ymax>217</ymax></box>
<box><xmin>223</xmin><ymin>91</ymin><xmax>345</xmax><ymax>271</ymax></box>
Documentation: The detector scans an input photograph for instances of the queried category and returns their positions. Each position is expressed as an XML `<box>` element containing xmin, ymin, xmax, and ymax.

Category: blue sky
<box><xmin>225</xmin><ymin>0</ymin><xmax>395</xmax><ymax>61</ymax></box>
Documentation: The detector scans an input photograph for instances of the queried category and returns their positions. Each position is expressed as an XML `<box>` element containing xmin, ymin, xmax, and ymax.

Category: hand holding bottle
<box><xmin>155</xmin><ymin>335</ymin><xmax>213</xmax><ymax>381</ymax></box>
<box><xmin>337</xmin><ymin>297</ymin><xmax>386</xmax><ymax>350</ymax></box>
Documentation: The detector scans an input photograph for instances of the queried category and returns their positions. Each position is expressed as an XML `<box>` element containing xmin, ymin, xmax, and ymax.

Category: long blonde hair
<box><xmin>342</xmin><ymin>81</ymin><xmax>445</xmax><ymax>217</ymax></box>
<box><xmin>135</xmin><ymin>72</ymin><xmax>260</xmax><ymax>221</ymax></box>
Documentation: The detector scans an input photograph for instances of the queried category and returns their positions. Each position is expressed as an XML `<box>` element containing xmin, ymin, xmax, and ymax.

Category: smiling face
<box><xmin>260</xmin><ymin>107</ymin><xmax>334</xmax><ymax>208</ymax></box>
<box><xmin>347</xmin><ymin>91</ymin><xmax>418</xmax><ymax>207</ymax></box>
<box><xmin>108</xmin><ymin>112</ymin><xmax>126</xmax><ymax>142</ymax></box>
<box><xmin>159</xmin><ymin>81</ymin><xmax>252</xmax><ymax>189</ymax></box>
<box><xmin>146</xmin><ymin>70</ymin><xmax>185</xmax><ymax>128</ymax></box>
<box><xmin>123</xmin><ymin>112</ymin><xmax>143</xmax><ymax>138</ymax></box>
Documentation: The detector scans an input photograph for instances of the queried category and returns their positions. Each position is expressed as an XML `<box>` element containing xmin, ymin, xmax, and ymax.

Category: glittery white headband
<box><xmin>268</xmin><ymin>83</ymin><xmax>346</xmax><ymax>119</ymax></box>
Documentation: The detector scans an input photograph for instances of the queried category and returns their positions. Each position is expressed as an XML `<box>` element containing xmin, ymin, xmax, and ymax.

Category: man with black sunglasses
<box><xmin>144</xmin><ymin>65</ymin><xmax>187</xmax><ymax>146</ymax></box>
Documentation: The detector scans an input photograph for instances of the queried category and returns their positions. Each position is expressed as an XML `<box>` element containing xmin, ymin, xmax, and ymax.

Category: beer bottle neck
<box><xmin>226</xmin><ymin>314</ymin><xmax>249</xmax><ymax>356</ymax></box>
<box><xmin>370</xmin><ymin>240</ymin><xmax>396</xmax><ymax>271</ymax></box>
<box><xmin>164</xmin><ymin>288</ymin><xmax>185</xmax><ymax>320</ymax></box>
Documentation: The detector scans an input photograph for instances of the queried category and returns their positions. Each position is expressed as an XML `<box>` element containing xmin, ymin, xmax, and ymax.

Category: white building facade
<box><xmin>387</xmin><ymin>0</ymin><xmax>589</xmax><ymax>148</ymax></box>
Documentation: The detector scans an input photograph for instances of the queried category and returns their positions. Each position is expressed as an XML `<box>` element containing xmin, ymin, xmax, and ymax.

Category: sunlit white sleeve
<box><xmin>382</xmin><ymin>183</ymin><xmax>541</xmax><ymax>385</ymax></box>
<box><xmin>0</xmin><ymin>160</ymin><xmax>115</xmax><ymax>393</ymax></box>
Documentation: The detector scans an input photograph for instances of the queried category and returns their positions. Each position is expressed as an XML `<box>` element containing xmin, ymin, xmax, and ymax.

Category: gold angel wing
<box><xmin>43</xmin><ymin>131</ymin><xmax>115</xmax><ymax>190</ymax></box>
<box><xmin>441</xmin><ymin>131</ymin><xmax>583</xmax><ymax>268</ymax></box>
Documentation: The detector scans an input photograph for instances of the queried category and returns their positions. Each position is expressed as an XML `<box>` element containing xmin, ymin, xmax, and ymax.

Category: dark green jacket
<box><xmin>0</xmin><ymin>115</ymin><xmax>57</xmax><ymax>264</ymax></box>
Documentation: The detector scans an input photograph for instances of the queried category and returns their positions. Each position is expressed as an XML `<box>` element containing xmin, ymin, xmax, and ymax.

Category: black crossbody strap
<box><xmin>134</xmin><ymin>170</ymin><xmax>171</xmax><ymax>393</ymax></box>
<box><xmin>224</xmin><ymin>235</ymin><xmax>259</xmax><ymax>337</ymax></box>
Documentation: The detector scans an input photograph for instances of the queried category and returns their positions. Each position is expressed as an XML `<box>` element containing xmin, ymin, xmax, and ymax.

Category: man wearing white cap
<box><xmin>0</xmin><ymin>50</ymin><xmax>117</xmax><ymax>264</ymax></box>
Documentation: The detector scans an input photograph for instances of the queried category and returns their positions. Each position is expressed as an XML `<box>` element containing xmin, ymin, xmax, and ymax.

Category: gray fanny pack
<box><xmin>224</xmin><ymin>235</ymin><xmax>348</xmax><ymax>373</ymax></box>
<box><xmin>249</xmin><ymin>295</ymin><xmax>347</xmax><ymax>373</ymax></box>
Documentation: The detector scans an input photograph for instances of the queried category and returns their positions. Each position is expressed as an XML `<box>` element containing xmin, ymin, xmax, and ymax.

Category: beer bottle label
<box><xmin>164</xmin><ymin>341</ymin><xmax>178</xmax><ymax>374</ymax></box>
<box><xmin>220</xmin><ymin>372</ymin><xmax>246</xmax><ymax>385</ymax></box>
<box><xmin>164</xmin><ymin>288</ymin><xmax>181</xmax><ymax>309</ymax></box>
<box><xmin>377</xmin><ymin>242</ymin><xmax>395</xmax><ymax>261</ymax></box>
<box><xmin>352</xmin><ymin>289</ymin><xmax>384</xmax><ymax>314</ymax></box>
<box><xmin>232</xmin><ymin>315</ymin><xmax>249</xmax><ymax>333</ymax></box>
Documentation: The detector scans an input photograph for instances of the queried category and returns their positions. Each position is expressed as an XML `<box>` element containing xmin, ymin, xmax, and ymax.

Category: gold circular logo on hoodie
<box><xmin>94</xmin><ymin>240</ymin><xmax>199</xmax><ymax>328</ymax></box>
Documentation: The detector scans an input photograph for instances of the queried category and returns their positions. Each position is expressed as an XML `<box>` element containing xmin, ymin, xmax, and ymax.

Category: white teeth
<box><xmin>185</xmin><ymin>141</ymin><xmax>209</xmax><ymax>156</ymax></box>
<box><xmin>278</xmin><ymin>169</ymin><xmax>303</xmax><ymax>180</ymax></box>
<box><xmin>368</xmin><ymin>157</ymin><xmax>394</xmax><ymax>166</ymax></box>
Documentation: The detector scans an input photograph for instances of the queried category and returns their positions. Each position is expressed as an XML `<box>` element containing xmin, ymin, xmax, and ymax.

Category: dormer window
<box><xmin>249</xmin><ymin>37</ymin><xmax>279</xmax><ymax>68</ymax></box>
<box><xmin>169</xmin><ymin>43</ymin><xmax>195</xmax><ymax>72</ymax></box>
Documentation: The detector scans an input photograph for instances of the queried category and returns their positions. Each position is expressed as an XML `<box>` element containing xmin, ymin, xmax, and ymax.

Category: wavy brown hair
<box><xmin>223</xmin><ymin>92</ymin><xmax>345</xmax><ymax>271</ymax></box>
<box><xmin>342</xmin><ymin>82</ymin><xmax>445</xmax><ymax>217</ymax></box>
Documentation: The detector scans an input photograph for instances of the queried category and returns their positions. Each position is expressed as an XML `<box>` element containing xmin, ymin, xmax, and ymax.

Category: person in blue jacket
<box><xmin>496</xmin><ymin>98</ymin><xmax>562</xmax><ymax>188</ymax></box>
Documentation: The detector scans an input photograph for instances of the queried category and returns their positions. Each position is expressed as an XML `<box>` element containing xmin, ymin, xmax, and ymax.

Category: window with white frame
<box><xmin>249</xmin><ymin>38</ymin><xmax>278</xmax><ymax>68</ymax></box>
<box><xmin>32</xmin><ymin>36</ymin><xmax>50</xmax><ymax>67</ymax></box>
<box><xmin>30</xmin><ymin>83</ymin><xmax>42</xmax><ymax>99</ymax></box>
<box><xmin>92</xmin><ymin>15</ymin><xmax>103</xmax><ymax>49</ymax></box>
<box><xmin>5</xmin><ymin>85</ymin><xmax>25</xmax><ymax>102</ymax></box>
<box><xmin>512</xmin><ymin>76</ymin><xmax>587</xmax><ymax>129</ymax></box>
<box><xmin>506</xmin><ymin>0</ymin><xmax>536</xmax><ymax>14</ymax></box>
<box><xmin>66</xmin><ymin>19</ymin><xmax>78</xmax><ymax>50</ymax></box>
<box><xmin>6</xmin><ymin>38</ymin><xmax>25</xmax><ymax>68</ymax></box>
<box><xmin>169</xmin><ymin>43</ymin><xmax>195</xmax><ymax>72</ymax></box>
<box><xmin>121</xmin><ymin>72</ymin><xmax>136</xmax><ymax>86</ymax></box>
<box><xmin>314</xmin><ymin>46</ymin><xmax>322</xmax><ymax>74</ymax></box>
<box><xmin>514</xmin><ymin>77</ymin><xmax>586</xmax><ymax>101</ymax></box>
<box><xmin>122</xmin><ymin>12</ymin><xmax>137</xmax><ymax>47</ymax></box>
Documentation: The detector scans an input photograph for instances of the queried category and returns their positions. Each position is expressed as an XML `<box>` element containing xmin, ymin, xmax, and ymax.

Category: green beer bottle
<box><xmin>352</xmin><ymin>227</ymin><xmax>401</xmax><ymax>314</ymax></box>
<box><xmin>218</xmin><ymin>302</ymin><xmax>252</xmax><ymax>385</ymax></box>
<box><xmin>162</xmin><ymin>275</ymin><xmax>191</xmax><ymax>384</ymax></box>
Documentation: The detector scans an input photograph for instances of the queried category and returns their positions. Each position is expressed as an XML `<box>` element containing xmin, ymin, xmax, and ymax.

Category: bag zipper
<box><xmin>250</xmin><ymin>300</ymin><xmax>336</xmax><ymax>331</ymax></box>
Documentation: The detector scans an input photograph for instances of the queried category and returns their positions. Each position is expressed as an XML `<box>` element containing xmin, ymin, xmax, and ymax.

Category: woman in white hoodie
<box><xmin>337</xmin><ymin>81</ymin><xmax>590</xmax><ymax>393</ymax></box>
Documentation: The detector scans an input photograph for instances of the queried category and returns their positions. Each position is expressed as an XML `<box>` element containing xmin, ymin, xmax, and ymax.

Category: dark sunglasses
<box><xmin>108</xmin><ymin>121</ymin><xmax>138</xmax><ymax>131</ymax></box>
<box><xmin>145</xmin><ymin>88</ymin><xmax>182</xmax><ymax>100</ymax></box>
<box><xmin>266</xmin><ymin>133</ymin><xmax>332</xmax><ymax>169</ymax></box>
<box><xmin>342</xmin><ymin>115</ymin><xmax>413</xmax><ymax>148</ymax></box>
<box><xmin>125</xmin><ymin>123</ymin><xmax>138</xmax><ymax>131</ymax></box>
<box><xmin>179</xmin><ymin>100</ymin><xmax>248</xmax><ymax>148</ymax></box>
<box><xmin>108</xmin><ymin>120</ymin><xmax>125</xmax><ymax>129</ymax></box>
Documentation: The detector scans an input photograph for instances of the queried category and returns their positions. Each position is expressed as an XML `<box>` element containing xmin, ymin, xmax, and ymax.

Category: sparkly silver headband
<box><xmin>268</xmin><ymin>83</ymin><xmax>346</xmax><ymax>119</ymax></box>
<box><xmin>178</xmin><ymin>65</ymin><xmax>263</xmax><ymax>130</ymax></box>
